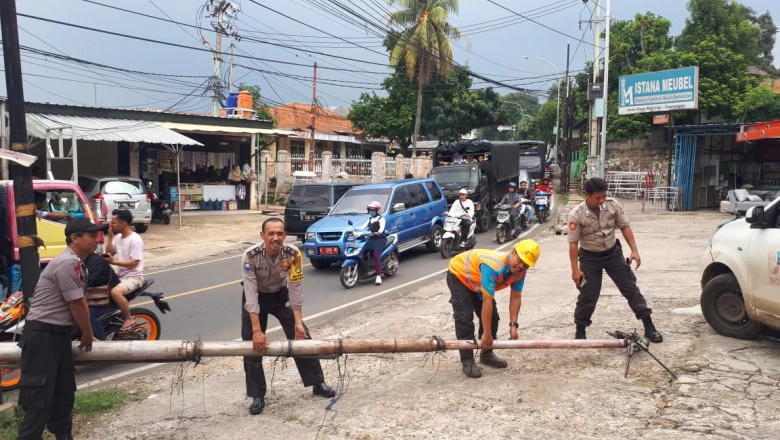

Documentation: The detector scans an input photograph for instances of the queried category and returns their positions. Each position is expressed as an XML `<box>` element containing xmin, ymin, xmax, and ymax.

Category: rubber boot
<box><xmin>575</xmin><ymin>325</ymin><xmax>586</xmax><ymax>340</ymax></box>
<box><xmin>479</xmin><ymin>350</ymin><xmax>508</xmax><ymax>369</ymax></box>
<box><xmin>642</xmin><ymin>316</ymin><xmax>663</xmax><ymax>343</ymax></box>
<box><xmin>461</xmin><ymin>358</ymin><xmax>482</xmax><ymax>378</ymax></box>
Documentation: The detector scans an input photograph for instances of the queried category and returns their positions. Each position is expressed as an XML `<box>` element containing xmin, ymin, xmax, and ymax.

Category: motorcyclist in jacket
<box><xmin>496</xmin><ymin>182</ymin><xmax>522</xmax><ymax>230</ymax></box>
<box><xmin>448</xmin><ymin>188</ymin><xmax>475</xmax><ymax>245</ymax></box>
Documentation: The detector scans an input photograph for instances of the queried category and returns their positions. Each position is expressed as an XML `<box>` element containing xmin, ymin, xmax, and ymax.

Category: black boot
<box><xmin>461</xmin><ymin>358</ymin><xmax>482</xmax><ymax>378</ymax></box>
<box><xmin>249</xmin><ymin>397</ymin><xmax>265</xmax><ymax>415</ymax></box>
<box><xmin>642</xmin><ymin>316</ymin><xmax>663</xmax><ymax>343</ymax></box>
<box><xmin>575</xmin><ymin>325</ymin><xmax>586</xmax><ymax>339</ymax></box>
<box><xmin>313</xmin><ymin>383</ymin><xmax>336</xmax><ymax>398</ymax></box>
<box><xmin>479</xmin><ymin>350</ymin><xmax>508</xmax><ymax>369</ymax></box>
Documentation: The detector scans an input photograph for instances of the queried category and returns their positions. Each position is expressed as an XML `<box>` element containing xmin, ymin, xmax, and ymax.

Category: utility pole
<box><xmin>562</xmin><ymin>42</ymin><xmax>572</xmax><ymax>193</ymax></box>
<box><xmin>598</xmin><ymin>0</ymin><xmax>612</xmax><ymax>178</ymax></box>
<box><xmin>589</xmin><ymin>0</ymin><xmax>601</xmax><ymax>159</ymax></box>
<box><xmin>228</xmin><ymin>42</ymin><xmax>235</xmax><ymax>94</ymax></box>
<box><xmin>309</xmin><ymin>62</ymin><xmax>318</xmax><ymax>172</ymax></box>
<box><xmin>1</xmin><ymin>0</ymin><xmax>41</xmax><ymax>305</ymax></box>
<box><xmin>203</xmin><ymin>0</ymin><xmax>239</xmax><ymax>117</ymax></box>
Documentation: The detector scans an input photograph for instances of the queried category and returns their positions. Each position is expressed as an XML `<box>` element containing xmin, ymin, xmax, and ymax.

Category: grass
<box><xmin>0</xmin><ymin>387</ymin><xmax>145</xmax><ymax>440</ymax></box>
<box><xmin>562</xmin><ymin>194</ymin><xmax>570</xmax><ymax>205</ymax></box>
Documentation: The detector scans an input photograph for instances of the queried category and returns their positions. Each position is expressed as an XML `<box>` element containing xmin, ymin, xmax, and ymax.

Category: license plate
<box><xmin>537</xmin><ymin>198</ymin><xmax>548</xmax><ymax>204</ymax></box>
<box><xmin>319</xmin><ymin>247</ymin><xmax>340</xmax><ymax>255</ymax></box>
<box><xmin>117</xmin><ymin>202</ymin><xmax>136</xmax><ymax>209</ymax></box>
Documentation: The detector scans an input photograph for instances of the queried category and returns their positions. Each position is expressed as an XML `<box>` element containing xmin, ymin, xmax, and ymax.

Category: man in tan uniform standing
<box><xmin>568</xmin><ymin>177</ymin><xmax>662</xmax><ymax>343</ymax></box>
<box><xmin>241</xmin><ymin>218</ymin><xmax>335</xmax><ymax>415</ymax></box>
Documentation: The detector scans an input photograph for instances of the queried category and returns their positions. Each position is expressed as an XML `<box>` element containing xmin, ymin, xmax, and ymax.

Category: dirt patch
<box><xmin>141</xmin><ymin>212</ymin><xmax>284</xmax><ymax>270</ymax></box>
<box><xmin>78</xmin><ymin>210</ymin><xmax>780</xmax><ymax>439</ymax></box>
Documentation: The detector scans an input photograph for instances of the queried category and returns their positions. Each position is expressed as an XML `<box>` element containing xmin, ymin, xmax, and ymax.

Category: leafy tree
<box><xmin>236</xmin><ymin>83</ymin><xmax>275</xmax><ymax>122</ymax></box>
<box><xmin>387</xmin><ymin>0</ymin><xmax>463</xmax><ymax>156</ymax></box>
<box><xmin>735</xmin><ymin>83</ymin><xmax>780</xmax><ymax>122</ymax></box>
<box><xmin>348</xmin><ymin>68</ymin><xmax>502</xmax><ymax>149</ymax></box>
<box><xmin>676</xmin><ymin>0</ymin><xmax>761</xmax><ymax>65</ymax></box>
<box><xmin>609</xmin><ymin>13</ymin><xmax>673</xmax><ymax>80</ymax></box>
<box><xmin>476</xmin><ymin>92</ymin><xmax>540</xmax><ymax>140</ymax></box>
<box><xmin>754</xmin><ymin>11</ymin><xmax>778</xmax><ymax>72</ymax></box>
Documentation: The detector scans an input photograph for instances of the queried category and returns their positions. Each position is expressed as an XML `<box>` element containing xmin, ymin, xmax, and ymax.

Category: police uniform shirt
<box><xmin>241</xmin><ymin>242</ymin><xmax>304</xmax><ymax>314</ymax></box>
<box><xmin>567</xmin><ymin>198</ymin><xmax>630</xmax><ymax>252</ymax></box>
<box><xmin>25</xmin><ymin>246</ymin><xmax>87</xmax><ymax>326</ymax></box>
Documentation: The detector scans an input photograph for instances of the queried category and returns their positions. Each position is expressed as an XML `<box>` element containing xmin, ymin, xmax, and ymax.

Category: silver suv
<box><xmin>78</xmin><ymin>175</ymin><xmax>152</xmax><ymax>233</ymax></box>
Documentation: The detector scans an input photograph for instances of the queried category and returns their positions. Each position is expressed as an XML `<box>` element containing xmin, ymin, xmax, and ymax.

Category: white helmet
<box><xmin>458</xmin><ymin>188</ymin><xmax>468</xmax><ymax>195</ymax></box>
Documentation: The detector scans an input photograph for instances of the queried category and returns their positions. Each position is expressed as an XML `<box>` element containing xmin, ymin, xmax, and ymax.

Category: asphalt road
<box><xmin>72</xmin><ymin>220</ymin><xmax>545</xmax><ymax>387</ymax></box>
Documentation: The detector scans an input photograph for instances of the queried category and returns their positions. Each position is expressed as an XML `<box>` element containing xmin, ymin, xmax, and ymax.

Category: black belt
<box><xmin>25</xmin><ymin>320</ymin><xmax>73</xmax><ymax>334</ymax></box>
<box><xmin>580</xmin><ymin>241</ymin><xmax>619</xmax><ymax>258</ymax></box>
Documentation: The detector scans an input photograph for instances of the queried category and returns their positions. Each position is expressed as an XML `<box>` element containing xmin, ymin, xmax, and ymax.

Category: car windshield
<box><xmin>101</xmin><ymin>180</ymin><xmax>145</xmax><ymax>195</ymax></box>
<box><xmin>289</xmin><ymin>185</ymin><xmax>329</xmax><ymax>207</ymax></box>
<box><xmin>330</xmin><ymin>188</ymin><xmax>391</xmax><ymax>215</ymax></box>
<box><xmin>430</xmin><ymin>167</ymin><xmax>478</xmax><ymax>190</ymax></box>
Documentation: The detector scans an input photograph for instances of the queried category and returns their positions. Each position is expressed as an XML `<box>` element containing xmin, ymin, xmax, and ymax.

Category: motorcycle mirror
<box><xmin>348</xmin><ymin>220</ymin><xmax>353</xmax><ymax>225</ymax></box>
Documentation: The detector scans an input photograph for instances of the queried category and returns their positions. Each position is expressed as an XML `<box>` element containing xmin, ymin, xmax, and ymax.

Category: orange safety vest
<box><xmin>449</xmin><ymin>249</ymin><xmax>525</xmax><ymax>296</ymax></box>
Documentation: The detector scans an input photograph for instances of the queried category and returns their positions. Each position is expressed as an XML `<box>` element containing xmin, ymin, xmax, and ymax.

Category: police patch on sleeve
<box><xmin>243</xmin><ymin>261</ymin><xmax>254</xmax><ymax>272</ymax></box>
<box><xmin>569</xmin><ymin>222</ymin><xmax>577</xmax><ymax>231</ymax></box>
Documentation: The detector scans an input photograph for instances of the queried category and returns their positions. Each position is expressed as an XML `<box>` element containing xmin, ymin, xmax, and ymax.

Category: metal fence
<box><xmin>333</xmin><ymin>158</ymin><xmax>372</xmax><ymax>177</ymax></box>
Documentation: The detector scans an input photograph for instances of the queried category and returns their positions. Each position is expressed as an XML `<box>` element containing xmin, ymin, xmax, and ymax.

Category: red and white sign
<box><xmin>0</xmin><ymin>149</ymin><xmax>37</xmax><ymax>167</ymax></box>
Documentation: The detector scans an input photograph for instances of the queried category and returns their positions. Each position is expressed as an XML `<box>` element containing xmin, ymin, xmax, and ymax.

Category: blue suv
<box><xmin>303</xmin><ymin>178</ymin><xmax>448</xmax><ymax>269</ymax></box>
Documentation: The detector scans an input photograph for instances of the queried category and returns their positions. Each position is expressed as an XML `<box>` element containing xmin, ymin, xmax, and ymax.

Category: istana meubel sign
<box><xmin>618</xmin><ymin>67</ymin><xmax>699</xmax><ymax>115</ymax></box>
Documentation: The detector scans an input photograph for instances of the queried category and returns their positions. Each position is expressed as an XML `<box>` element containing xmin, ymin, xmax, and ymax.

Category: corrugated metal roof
<box><xmin>160</xmin><ymin>121</ymin><xmax>297</xmax><ymax>137</ymax></box>
<box><xmin>26</xmin><ymin>114</ymin><xmax>203</xmax><ymax>146</ymax></box>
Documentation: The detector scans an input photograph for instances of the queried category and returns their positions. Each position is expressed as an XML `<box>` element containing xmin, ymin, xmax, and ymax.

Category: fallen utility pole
<box><xmin>0</xmin><ymin>338</ymin><xmax>628</xmax><ymax>365</ymax></box>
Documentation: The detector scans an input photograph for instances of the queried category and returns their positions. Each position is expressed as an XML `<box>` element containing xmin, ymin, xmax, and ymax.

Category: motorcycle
<box><xmin>339</xmin><ymin>221</ymin><xmax>400</xmax><ymax>289</ymax></box>
<box><xmin>440</xmin><ymin>214</ymin><xmax>477</xmax><ymax>259</ymax></box>
<box><xmin>494</xmin><ymin>204</ymin><xmax>523</xmax><ymax>244</ymax></box>
<box><xmin>534</xmin><ymin>191</ymin><xmax>551</xmax><ymax>223</ymax></box>
<box><xmin>0</xmin><ymin>280</ymin><xmax>171</xmax><ymax>390</ymax></box>
<box><xmin>147</xmin><ymin>181</ymin><xmax>172</xmax><ymax>225</ymax></box>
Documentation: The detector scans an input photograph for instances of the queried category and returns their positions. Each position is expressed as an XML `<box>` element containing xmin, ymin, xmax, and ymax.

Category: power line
<box><xmin>486</xmin><ymin>0</ymin><xmax>601</xmax><ymax>48</ymax></box>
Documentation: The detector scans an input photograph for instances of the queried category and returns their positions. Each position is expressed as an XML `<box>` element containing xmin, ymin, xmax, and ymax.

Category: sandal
<box><xmin>118</xmin><ymin>317</ymin><xmax>138</xmax><ymax>334</ymax></box>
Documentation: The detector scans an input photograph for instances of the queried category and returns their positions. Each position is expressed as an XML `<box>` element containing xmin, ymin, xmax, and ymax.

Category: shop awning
<box><xmin>26</xmin><ymin>114</ymin><xmax>203</xmax><ymax>146</ymax></box>
<box><xmin>293</xmin><ymin>131</ymin><xmax>365</xmax><ymax>144</ymax></box>
<box><xmin>736</xmin><ymin>120</ymin><xmax>780</xmax><ymax>142</ymax></box>
<box><xmin>159</xmin><ymin>121</ymin><xmax>297</xmax><ymax>137</ymax></box>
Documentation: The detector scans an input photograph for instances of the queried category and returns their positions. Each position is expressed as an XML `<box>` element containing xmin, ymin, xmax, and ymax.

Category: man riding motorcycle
<box><xmin>496</xmin><ymin>182</ymin><xmax>522</xmax><ymax>230</ymax></box>
<box><xmin>536</xmin><ymin>176</ymin><xmax>553</xmax><ymax>194</ymax></box>
<box><xmin>448</xmin><ymin>189</ymin><xmax>475</xmax><ymax>245</ymax></box>
<box><xmin>518</xmin><ymin>181</ymin><xmax>535</xmax><ymax>225</ymax></box>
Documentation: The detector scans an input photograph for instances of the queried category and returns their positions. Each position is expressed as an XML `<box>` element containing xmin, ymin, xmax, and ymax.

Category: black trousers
<box><xmin>241</xmin><ymin>289</ymin><xmax>325</xmax><ymax>399</ymax></box>
<box><xmin>460</xmin><ymin>219</ymin><xmax>472</xmax><ymax>240</ymax></box>
<box><xmin>574</xmin><ymin>240</ymin><xmax>652</xmax><ymax>327</ymax></box>
<box><xmin>17</xmin><ymin>321</ymin><xmax>76</xmax><ymax>440</ymax></box>
<box><xmin>447</xmin><ymin>272</ymin><xmax>499</xmax><ymax>361</ymax></box>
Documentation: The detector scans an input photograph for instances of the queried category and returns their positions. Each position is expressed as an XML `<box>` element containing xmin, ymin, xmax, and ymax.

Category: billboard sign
<box><xmin>618</xmin><ymin>67</ymin><xmax>699</xmax><ymax>115</ymax></box>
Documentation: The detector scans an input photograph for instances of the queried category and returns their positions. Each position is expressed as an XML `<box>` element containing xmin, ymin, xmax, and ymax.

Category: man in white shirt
<box><xmin>104</xmin><ymin>209</ymin><xmax>144</xmax><ymax>332</ymax></box>
<box><xmin>448</xmin><ymin>189</ymin><xmax>475</xmax><ymax>245</ymax></box>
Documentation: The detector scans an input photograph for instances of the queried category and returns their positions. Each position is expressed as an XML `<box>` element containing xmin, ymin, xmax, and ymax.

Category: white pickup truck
<box><xmin>700</xmin><ymin>199</ymin><xmax>780</xmax><ymax>339</ymax></box>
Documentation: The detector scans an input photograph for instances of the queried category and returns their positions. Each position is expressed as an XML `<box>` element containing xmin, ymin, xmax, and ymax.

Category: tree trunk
<box><xmin>412</xmin><ymin>77</ymin><xmax>423</xmax><ymax>157</ymax></box>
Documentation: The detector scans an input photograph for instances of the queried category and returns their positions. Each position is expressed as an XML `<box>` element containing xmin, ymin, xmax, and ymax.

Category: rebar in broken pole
<box><xmin>0</xmin><ymin>338</ymin><xmax>628</xmax><ymax>365</ymax></box>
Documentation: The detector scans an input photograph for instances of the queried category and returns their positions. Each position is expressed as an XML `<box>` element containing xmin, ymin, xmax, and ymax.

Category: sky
<box><xmin>3</xmin><ymin>0</ymin><xmax>778</xmax><ymax>112</ymax></box>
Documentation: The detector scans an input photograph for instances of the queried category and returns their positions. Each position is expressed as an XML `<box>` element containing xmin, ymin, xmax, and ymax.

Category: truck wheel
<box><xmin>477</xmin><ymin>210</ymin><xmax>490</xmax><ymax>232</ymax></box>
<box><xmin>701</xmin><ymin>274</ymin><xmax>764</xmax><ymax>339</ymax></box>
<box><xmin>426</xmin><ymin>224</ymin><xmax>443</xmax><ymax>252</ymax></box>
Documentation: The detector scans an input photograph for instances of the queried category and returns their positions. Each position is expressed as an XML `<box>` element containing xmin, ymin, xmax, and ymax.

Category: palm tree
<box><xmin>388</xmin><ymin>0</ymin><xmax>463</xmax><ymax>156</ymax></box>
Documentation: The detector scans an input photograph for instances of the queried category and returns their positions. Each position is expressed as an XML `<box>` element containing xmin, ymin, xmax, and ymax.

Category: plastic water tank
<box><xmin>237</xmin><ymin>90</ymin><xmax>253</xmax><ymax>109</ymax></box>
<box><xmin>226</xmin><ymin>92</ymin><xmax>239</xmax><ymax>108</ymax></box>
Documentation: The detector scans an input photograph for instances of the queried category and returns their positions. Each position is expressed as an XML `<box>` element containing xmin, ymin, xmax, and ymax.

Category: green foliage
<box><xmin>735</xmin><ymin>83</ymin><xmax>780</xmax><ymax>121</ymax></box>
<box><xmin>348</xmin><ymin>68</ymin><xmax>503</xmax><ymax>148</ymax></box>
<box><xmin>677</xmin><ymin>0</ymin><xmax>761</xmax><ymax>65</ymax></box>
<box><xmin>476</xmin><ymin>92</ymin><xmax>540</xmax><ymax>141</ymax></box>
<box><xmin>236</xmin><ymin>83</ymin><xmax>275</xmax><ymax>123</ymax></box>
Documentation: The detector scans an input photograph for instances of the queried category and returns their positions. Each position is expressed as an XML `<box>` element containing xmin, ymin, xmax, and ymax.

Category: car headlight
<box><xmin>305</xmin><ymin>232</ymin><xmax>316</xmax><ymax>241</ymax></box>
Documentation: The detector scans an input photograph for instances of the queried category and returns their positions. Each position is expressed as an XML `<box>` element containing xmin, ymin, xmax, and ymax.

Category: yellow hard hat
<box><xmin>513</xmin><ymin>239</ymin><xmax>540</xmax><ymax>267</ymax></box>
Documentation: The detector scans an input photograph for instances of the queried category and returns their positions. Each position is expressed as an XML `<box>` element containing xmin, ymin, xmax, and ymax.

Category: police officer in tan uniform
<box><xmin>18</xmin><ymin>218</ymin><xmax>101</xmax><ymax>440</ymax></box>
<box><xmin>241</xmin><ymin>218</ymin><xmax>335</xmax><ymax>415</ymax></box>
<box><xmin>567</xmin><ymin>178</ymin><xmax>663</xmax><ymax>343</ymax></box>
